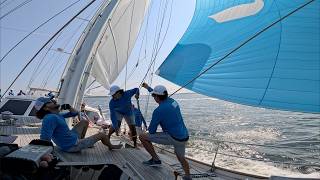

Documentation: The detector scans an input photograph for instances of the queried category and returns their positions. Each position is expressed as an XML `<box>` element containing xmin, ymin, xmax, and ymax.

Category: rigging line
<box><xmin>153</xmin><ymin>0</ymin><xmax>169</xmax><ymax>57</ymax></box>
<box><xmin>145</xmin><ymin>0</ymin><xmax>172</xmax><ymax>76</ymax></box>
<box><xmin>121</xmin><ymin>0</ymin><xmax>153</xmax><ymax>85</ymax></box>
<box><xmin>150</xmin><ymin>0</ymin><xmax>165</xmax><ymax>63</ymax></box>
<box><xmin>139</xmin><ymin>0</ymin><xmax>172</xmax><ymax>87</ymax></box>
<box><xmin>29</xmin><ymin>4</ymin><xmax>91</xmax><ymax>88</ymax></box>
<box><xmin>48</xmin><ymin>0</ymin><xmax>104</xmax><ymax>92</ymax></box>
<box><xmin>143</xmin><ymin>0</ymin><xmax>169</xmax><ymax>118</ymax></box>
<box><xmin>0</xmin><ymin>26</ymin><xmax>50</xmax><ymax>35</ymax></box>
<box><xmin>0</xmin><ymin>0</ymin><xmax>16</xmax><ymax>9</ymax></box>
<box><xmin>1</xmin><ymin>0</ymin><xmax>98</xmax><ymax>98</ymax></box>
<box><xmin>0</xmin><ymin>0</ymin><xmax>82</xmax><ymax>63</ymax></box>
<box><xmin>41</xmin><ymin>49</ymin><xmax>67</xmax><ymax>88</ymax></box>
<box><xmin>139</xmin><ymin>0</ymin><xmax>165</xmax><ymax>87</ymax></box>
<box><xmin>155</xmin><ymin>0</ymin><xmax>173</xmax><ymax>53</ymax></box>
<box><xmin>170</xmin><ymin>0</ymin><xmax>316</xmax><ymax>97</ymax></box>
<box><xmin>87</xmin><ymin>85</ymin><xmax>102</xmax><ymax>91</ymax></box>
<box><xmin>258</xmin><ymin>0</ymin><xmax>283</xmax><ymax>105</ymax></box>
<box><xmin>0</xmin><ymin>0</ymin><xmax>9</xmax><ymax>6</ymax></box>
<box><xmin>0</xmin><ymin>0</ymin><xmax>33</xmax><ymax>20</ymax></box>
<box><xmin>58</xmin><ymin>0</ymin><xmax>105</xmax><ymax>89</ymax></box>
<box><xmin>86</xmin><ymin>79</ymin><xmax>97</xmax><ymax>91</ymax></box>
<box><xmin>125</xmin><ymin>0</ymin><xmax>136</xmax><ymax>91</ymax></box>
<box><xmin>27</xmin><ymin>33</ymin><xmax>63</xmax><ymax>88</ymax></box>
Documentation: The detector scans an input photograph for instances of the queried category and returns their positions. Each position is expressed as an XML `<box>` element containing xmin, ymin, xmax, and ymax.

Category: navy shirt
<box><xmin>109</xmin><ymin>88</ymin><xmax>139</xmax><ymax>128</ymax></box>
<box><xmin>147</xmin><ymin>87</ymin><xmax>189</xmax><ymax>140</ymax></box>
<box><xmin>40</xmin><ymin>112</ymin><xmax>79</xmax><ymax>151</ymax></box>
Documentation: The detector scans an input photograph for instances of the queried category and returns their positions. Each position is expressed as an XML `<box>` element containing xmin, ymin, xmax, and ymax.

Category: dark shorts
<box><xmin>115</xmin><ymin>112</ymin><xmax>135</xmax><ymax>128</ymax></box>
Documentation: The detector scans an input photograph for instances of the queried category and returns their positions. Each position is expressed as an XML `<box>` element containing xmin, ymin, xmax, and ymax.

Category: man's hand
<box><xmin>135</xmin><ymin>93</ymin><xmax>139</xmax><ymax>99</ymax></box>
<box><xmin>142</xmin><ymin>82</ymin><xmax>149</xmax><ymax>89</ymax></box>
<box><xmin>69</xmin><ymin>106</ymin><xmax>78</xmax><ymax>113</ymax></box>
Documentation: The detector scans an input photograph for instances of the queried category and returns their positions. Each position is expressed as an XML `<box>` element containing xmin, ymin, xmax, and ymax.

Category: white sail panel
<box><xmin>91</xmin><ymin>0</ymin><xmax>149</xmax><ymax>89</ymax></box>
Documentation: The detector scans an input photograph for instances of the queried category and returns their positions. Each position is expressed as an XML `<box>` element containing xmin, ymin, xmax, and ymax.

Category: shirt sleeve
<box><xmin>61</xmin><ymin>111</ymin><xmax>78</xmax><ymax>118</ymax></box>
<box><xmin>126</xmin><ymin>88</ymin><xmax>139</xmax><ymax>97</ymax></box>
<box><xmin>40</xmin><ymin>115</ymin><xmax>57</xmax><ymax>141</ymax></box>
<box><xmin>148</xmin><ymin>109</ymin><xmax>161</xmax><ymax>134</ymax></box>
<box><xmin>147</xmin><ymin>87</ymin><xmax>153</xmax><ymax>93</ymax></box>
<box><xmin>109</xmin><ymin>102</ymin><xmax>118</xmax><ymax>129</ymax></box>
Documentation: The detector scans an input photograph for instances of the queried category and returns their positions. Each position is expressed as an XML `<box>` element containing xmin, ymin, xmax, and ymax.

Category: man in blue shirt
<box><xmin>108</xmin><ymin>85</ymin><xmax>139</xmax><ymax>147</ymax></box>
<box><xmin>140</xmin><ymin>83</ymin><xmax>191</xmax><ymax>180</ymax></box>
<box><xmin>34</xmin><ymin>97</ymin><xmax>121</xmax><ymax>152</ymax></box>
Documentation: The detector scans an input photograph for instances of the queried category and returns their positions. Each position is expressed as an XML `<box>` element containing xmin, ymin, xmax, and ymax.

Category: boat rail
<box><xmin>119</xmin><ymin>124</ymin><xmax>320</xmax><ymax>172</ymax></box>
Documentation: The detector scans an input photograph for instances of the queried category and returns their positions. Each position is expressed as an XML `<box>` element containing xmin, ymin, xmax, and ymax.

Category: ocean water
<box><xmin>84</xmin><ymin>93</ymin><xmax>320</xmax><ymax>178</ymax></box>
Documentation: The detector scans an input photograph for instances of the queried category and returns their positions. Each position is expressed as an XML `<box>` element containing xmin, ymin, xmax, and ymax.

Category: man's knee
<box><xmin>97</xmin><ymin>132</ymin><xmax>107</xmax><ymax>139</ymax></box>
<box><xmin>139</xmin><ymin>133</ymin><xmax>149</xmax><ymax>141</ymax></box>
<box><xmin>79</xmin><ymin>120</ymin><xmax>89</xmax><ymax>126</ymax></box>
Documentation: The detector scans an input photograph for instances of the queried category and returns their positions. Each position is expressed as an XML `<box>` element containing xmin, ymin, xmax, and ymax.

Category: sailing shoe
<box><xmin>142</xmin><ymin>158</ymin><xmax>162</xmax><ymax>166</ymax></box>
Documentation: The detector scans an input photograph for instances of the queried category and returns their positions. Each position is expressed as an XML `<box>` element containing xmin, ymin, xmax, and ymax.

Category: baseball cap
<box><xmin>109</xmin><ymin>85</ymin><xmax>122</xmax><ymax>96</ymax></box>
<box><xmin>34</xmin><ymin>97</ymin><xmax>52</xmax><ymax>111</ymax></box>
<box><xmin>151</xmin><ymin>85</ymin><xmax>167</xmax><ymax>96</ymax></box>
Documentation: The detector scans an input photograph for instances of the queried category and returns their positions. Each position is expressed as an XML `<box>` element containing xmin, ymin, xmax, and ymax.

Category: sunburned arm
<box><xmin>142</xmin><ymin>83</ymin><xmax>153</xmax><ymax>93</ymax></box>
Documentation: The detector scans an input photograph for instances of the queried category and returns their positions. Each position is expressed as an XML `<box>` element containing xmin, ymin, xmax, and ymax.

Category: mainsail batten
<box><xmin>158</xmin><ymin>0</ymin><xmax>320</xmax><ymax>113</ymax></box>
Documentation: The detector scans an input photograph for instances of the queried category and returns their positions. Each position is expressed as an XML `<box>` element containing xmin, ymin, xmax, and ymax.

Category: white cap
<box><xmin>109</xmin><ymin>85</ymin><xmax>122</xmax><ymax>96</ymax></box>
<box><xmin>151</xmin><ymin>85</ymin><xmax>167</xmax><ymax>96</ymax></box>
<box><xmin>34</xmin><ymin>97</ymin><xmax>52</xmax><ymax>111</ymax></box>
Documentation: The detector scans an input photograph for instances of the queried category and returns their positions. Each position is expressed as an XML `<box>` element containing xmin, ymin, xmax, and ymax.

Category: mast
<box><xmin>58</xmin><ymin>0</ymin><xmax>118</xmax><ymax>122</ymax></box>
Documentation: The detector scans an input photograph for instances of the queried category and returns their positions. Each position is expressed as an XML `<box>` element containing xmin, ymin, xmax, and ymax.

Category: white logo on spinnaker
<box><xmin>209</xmin><ymin>0</ymin><xmax>264</xmax><ymax>23</ymax></box>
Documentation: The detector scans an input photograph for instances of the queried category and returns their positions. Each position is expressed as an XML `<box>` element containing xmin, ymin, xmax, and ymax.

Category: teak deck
<box><xmin>0</xmin><ymin>117</ymin><xmax>219</xmax><ymax>180</ymax></box>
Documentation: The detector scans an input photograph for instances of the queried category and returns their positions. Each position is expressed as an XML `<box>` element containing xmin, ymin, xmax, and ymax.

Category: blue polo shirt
<box><xmin>147</xmin><ymin>88</ymin><xmax>189</xmax><ymax>140</ymax></box>
<box><xmin>40</xmin><ymin>112</ymin><xmax>78</xmax><ymax>151</ymax></box>
<box><xmin>133</xmin><ymin>107</ymin><xmax>147</xmax><ymax>127</ymax></box>
<box><xmin>109</xmin><ymin>88</ymin><xmax>139</xmax><ymax>128</ymax></box>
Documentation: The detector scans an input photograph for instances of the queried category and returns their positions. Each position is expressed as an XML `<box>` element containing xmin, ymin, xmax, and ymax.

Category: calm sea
<box><xmin>84</xmin><ymin>93</ymin><xmax>320</xmax><ymax>177</ymax></box>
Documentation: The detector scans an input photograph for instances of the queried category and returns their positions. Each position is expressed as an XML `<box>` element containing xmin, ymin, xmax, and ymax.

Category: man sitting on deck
<box><xmin>140</xmin><ymin>83</ymin><xmax>191</xmax><ymax>180</ymax></box>
<box><xmin>34</xmin><ymin>97</ymin><xmax>122</xmax><ymax>152</ymax></box>
<box><xmin>108</xmin><ymin>85</ymin><xmax>139</xmax><ymax>147</ymax></box>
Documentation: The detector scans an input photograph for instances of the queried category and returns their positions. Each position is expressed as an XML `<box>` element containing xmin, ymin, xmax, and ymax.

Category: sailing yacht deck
<box><xmin>0</xmin><ymin>116</ymin><xmax>267</xmax><ymax>180</ymax></box>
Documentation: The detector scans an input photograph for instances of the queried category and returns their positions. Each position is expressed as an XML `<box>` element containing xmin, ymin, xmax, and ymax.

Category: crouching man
<box><xmin>140</xmin><ymin>83</ymin><xmax>191</xmax><ymax>180</ymax></box>
<box><xmin>34</xmin><ymin>97</ymin><xmax>121</xmax><ymax>152</ymax></box>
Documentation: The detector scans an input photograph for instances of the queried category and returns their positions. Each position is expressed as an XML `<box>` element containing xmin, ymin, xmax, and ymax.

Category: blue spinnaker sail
<box><xmin>158</xmin><ymin>0</ymin><xmax>319</xmax><ymax>113</ymax></box>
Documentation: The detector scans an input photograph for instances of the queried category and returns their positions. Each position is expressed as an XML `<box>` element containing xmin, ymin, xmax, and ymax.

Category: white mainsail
<box><xmin>91</xmin><ymin>0</ymin><xmax>149</xmax><ymax>89</ymax></box>
<box><xmin>59</xmin><ymin>0</ymin><xmax>149</xmax><ymax>110</ymax></box>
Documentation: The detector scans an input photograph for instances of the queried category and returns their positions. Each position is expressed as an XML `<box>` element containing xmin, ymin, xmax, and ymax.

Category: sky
<box><xmin>0</xmin><ymin>0</ymin><xmax>196</xmax><ymax>96</ymax></box>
